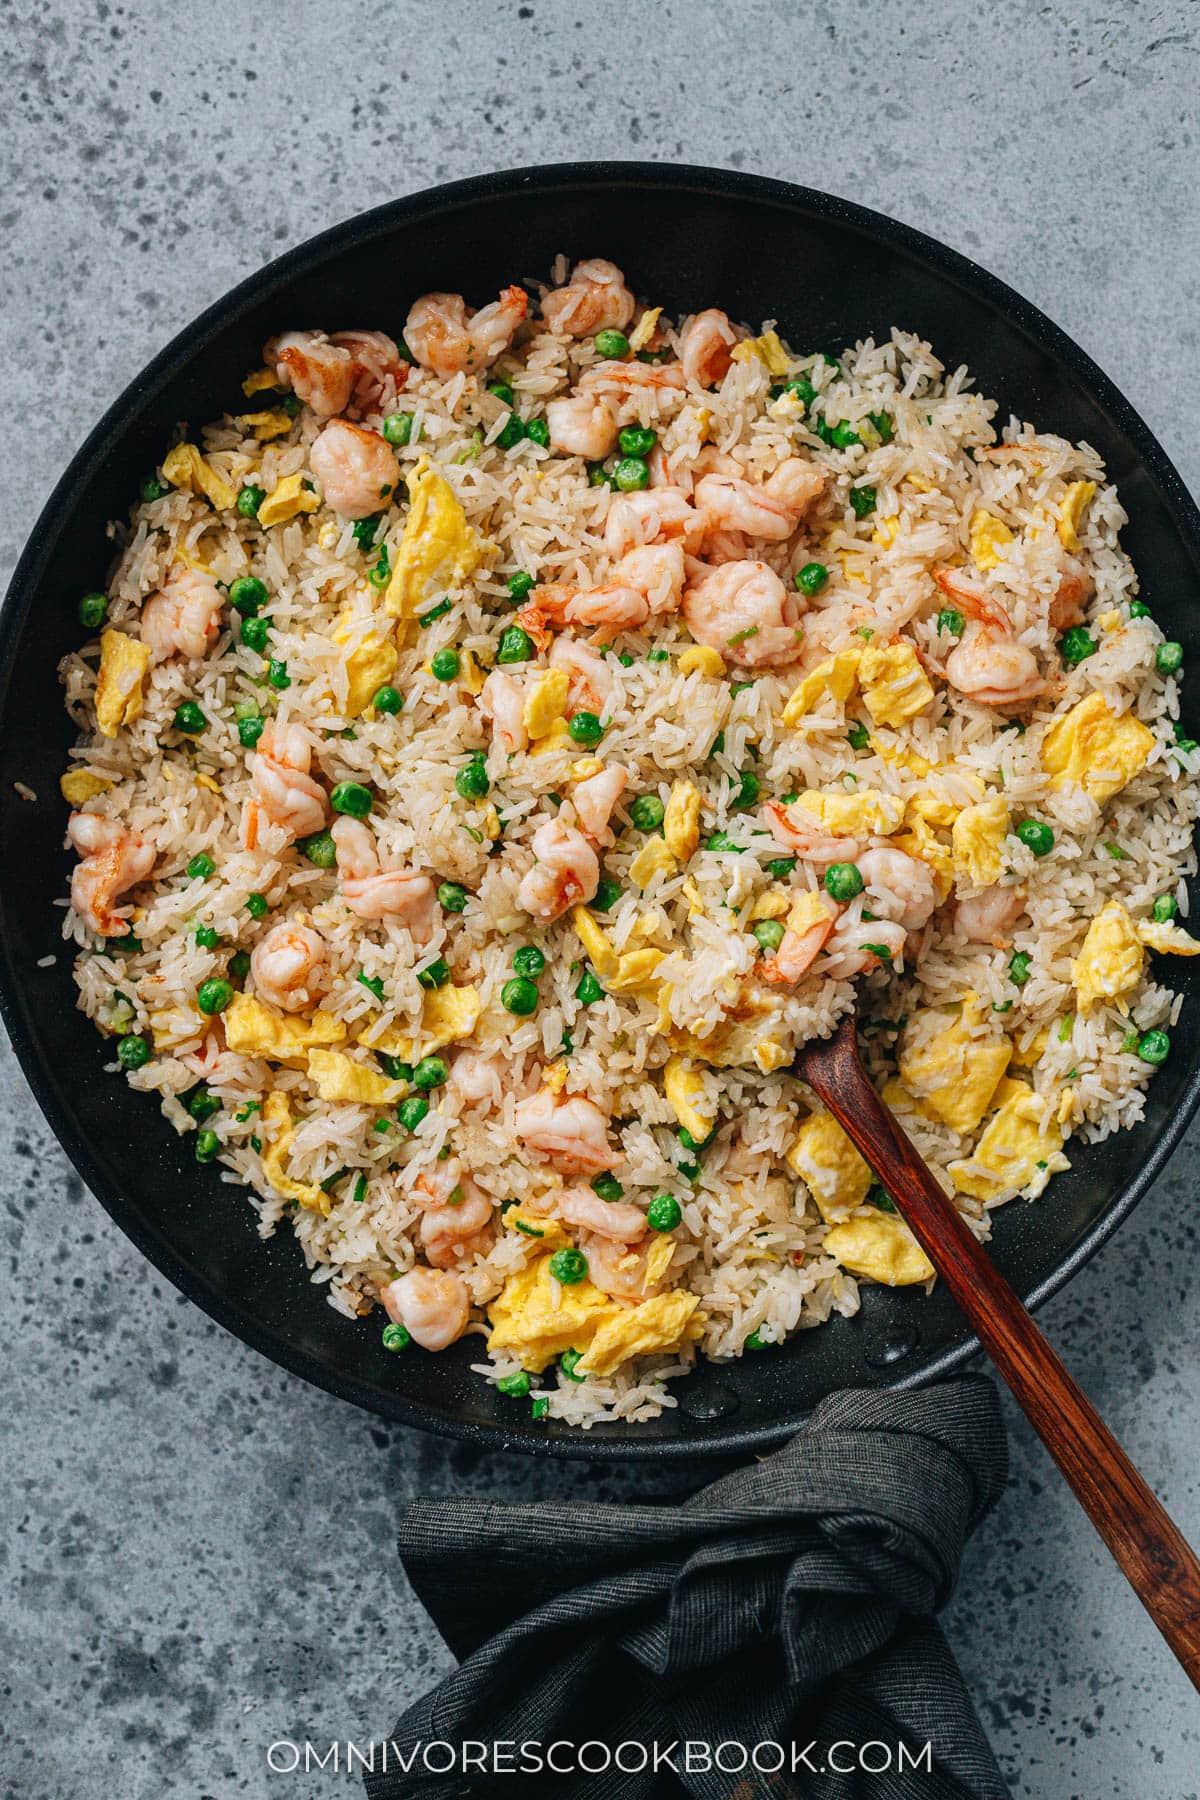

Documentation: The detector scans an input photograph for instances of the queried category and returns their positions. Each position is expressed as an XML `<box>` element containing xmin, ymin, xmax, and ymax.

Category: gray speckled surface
<box><xmin>3</xmin><ymin>2</ymin><xmax>1200</xmax><ymax>1794</ymax></box>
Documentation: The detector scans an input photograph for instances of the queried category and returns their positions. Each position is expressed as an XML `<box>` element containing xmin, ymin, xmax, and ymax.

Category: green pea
<box><xmin>455</xmin><ymin>758</ymin><xmax>490</xmax><ymax>800</ymax></box>
<box><xmin>937</xmin><ymin>609</ymin><xmax>965</xmax><ymax>638</ymax></box>
<box><xmin>590</xmin><ymin>1172</ymin><xmax>623</xmax><ymax>1202</ymax></box>
<box><xmin>648</xmin><ymin>648</ymin><xmax>670</xmax><ymax>664</ymax></box>
<box><xmin>245</xmin><ymin>891</ymin><xmax>268</xmax><ymax>919</ymax></box>
<box><xmin>487</xmin><ymin>382</ymin><xmax>515</xmax><ymax>407</ymax></box>
<box><xmin>846</xmin><ymin>722</ymin><xmax>871</xmax><ymax>752</ymax></box>
<box><xmin>733</xmin><ymin>770</ymin><xmax>760</xmax><ymax>810</ymax></box>
<box><xmin>646</xmin><ymin>1193</ymin><xmax>682</xmax><ymax>1232</ymax></box>
<box><xmin>266</xmin><ymin>658</ymin><xmax>290</xmax><ymax>690</ymax></box>
<box><xmin>618</xmin><ymin>425</ymin><xmax>656</xmax><ymax>457</ymax></box>
<box><xmin>235</xmin><ymin>714</ymin><xmax>263</xmax><ymax>751</ymax></box>
<box><xmin>372</xmin><ymin>685</ymin><xmax>403</xmax><ymax>715</ymax></box>
<box><xmin>1137</xmin><ymin>1029</ymin><xmax>1170</xmax><ymax>1064</ymax></box>
<box><xmin>1152</xmin><ymin>895</ymin><xmax>1178</xmax><ymax>923</ymax></box>
<box><xmin>629</xmin><ymin>794</ymin><xmax>665</xmax><ymax>831</ymax></box>
<box><xmin>705</xmin><ymin>832</ymin><xmax>741</xmax><ymax>852</ymax></box>
<box><xmin>1129</xmin><ymin>599</ymin><xmax>1152</xmax><ymax>619</ymax></box>
<box><xmin>829</xmin><ymin>420</ymin><xmax>861</xmax><ymax>449</ymax></box>
<box><xmin>79</xmin><ymin>592</ymin><xmax>108</xmax><ymax>629</ymax></box>
<box><xmin>794</xmin><ymin>562</ymin><xmax>829</xmax><ymax>597</ymax></box>
<box><xmin>507</xmin><ymin>571</ymin><xmax>535</xmax><ymax>604</ymax></box>
<box><xmin>824</xmin><ymin>861</ymin><xmax>864</xmax><ymax>900</ymax></box>
<box><xmin>398</xmin><ymin>1094</ymin><xmax>429</xmax><ymax>1130</ymax></box>
<box><xmin>744</xmin><ymin>1328</ymin><xmax>768</xmax><ymax>1350</ymax></box>
<box><xmin>1016</xmin><ymin>819</ymin><xmax>1054</xmax><ymax>857</ymax></box>
<box><xmin>567</xmin><ymin>711</ymin><xmax>604</xmax><ymax>747</ymax></box>
<box><xmin>383</xmin><ymin>412</ymin><xmax>416</xmax><ymax>446</ymax></box>
<box><xmin>117</xmin><ymin>1034</ymin><xmax>150</xmax><ymax>1071</ymax></box>
<box><xmin>593</xmin><ymin>329</ymin><xmax>630</xmax><ymax>359</ymax></box>
<box><xmin>412</xmin><ymin>1056</ymin><xmax>449</xmax><ymax>1090</ymax></box>
<box><xmin>173</xmin><ymin>701</ymin><xmax>206</xmax><ymax>736</ymax></box>
<box><xmin>531</xmin><ymin>1395</ymin><xmax>550</xmax><ymax>1420</ymax></box>
<box><xmin>613</xmin><ymin>456</ymin><xmax>649</xmax><ymax>492</ymax></box>
<box><xmin>849</xmin><ymin>485</ymin><xmax>877</xmax><ymax>518</ymax></box>
<box><xmin>765</xmin><ymin>857</ymin><xmax>796</xmax><ymax>879</ymax></box>
<box><xmin>330</xmin><ymin>781</ymin><xmax>372</xmax><ymax>818</ymax></box>
<box><xmin>752</xmin><ymin>918</ymin><xmax>785</xmax><ymax>953</ymax></box>
<box><xmin>575</xmin><ymin>968</ymin><xmax>603</xmax><ymax>1005</ymax></box>
<box><xmin>240</xmin><ymin>615</ymin><xmax>270</xmax><ymax>652</ymax></box>
<box><xmin>1061</xmin><ymin>626</ymin><xmax>1097</xmax><ymax>666</ymax></box>
<box><xmin>237</xmin><ymin>484</ymin><xmax>266</xmax><ymax>519</ymax></box>
<box><xmin>496</xmin><ymin>1370</ymin><xmax>531</xmax><ymax>1397</ymax></box>
<box><xmin>229</xmin><ymin>950</ymin><xmax>251</xmax><ymax>984</ymax></box>
<box><xmin>588</xmin><ymin>462</ymin><xmax>616</xmax><ymax>488</ymax></box>
<box><xmin>678</xmin><ymin>1125</ymin><xmax>713</xmax><ymax>1155</ymax></box>
<box><xmin>512</xmin><ymin>945</ymin><xmax>546</xmax><ymax>978</ymax></box>
<box><xmin>194</xmin><ymin>1128</ymin><xmax>220</xmax><ymax>1163</ymax></box>
<box><xmin>549</xmin><ymin>1247</ymin><xmax>588</xmax><ymax>1285</ymax></box>
<box><xmin>194</xmin><ymin>925</ymin><xmax>220</xmax><ymax>950</ymax></box>
<box><xmin>197</xmin><ymin>978</ymin><xmax>233</xmax><ymax>1016</ymax></box>
<box><xmin>867</xmin><ymin>411</ymin><xmax>895</xmax><ymax>443</ymax></box>
<box><xmin>559</xmin><ymin>1347</ymin><xmax>586</xmax><ymax>1381</ymax></box>
<box><xmin>298</xmin><ymin>830</ymin><xmax>337</xmax><ymax>868</ymax></box>
<box><xmin>525</xmin><ymin>418</ymin><xmax>550</xmax><ymax>449</ymax></box>
<box><xmin>501</xmin><ymin>975</ymin><xmax>539</xmax><ymax>1016</ymax></box>
<box><xmin>186</xmin><ymin>853</ymin><xmax>215</xmax><ymax>881</ymax></box>
<box><xmin>381</xmin><ymin>1321</ymin><xmax>411</xmax><ymax>1352</ymax></box>
<box><xmin>1157</xmin><ymin>641</ymin><xmax>1184</xmax><ymax>675</ymax></box>
<box><xmin>497</xmin><ymin>625</ymin><xmax>534</xmax><ymax>665</ymax></box>
<box><xmin>438</xmin><ymin>881</ymin><xmax>468</xmax><ymax>913</ymax></box>
<box><xmin>417</xmin><ymin>958</ymin><xmax>450</xmax><ymax>992</ymax></box>
<box><xmin>229</xmin><ymin>575</ymin><xmax>267</xmax><ymax>616</ymax></box>
<box><xmin>187</xmin><ymin>1085</ymin><xmax>221</xmax><ymax>1123</ymax></box>
<box><xmin>1009</xmin><ymin>950</ymin><xmax>1032</xmax><ymax>986</ymax></box>
<box><xmin>592</xmin><ymin>875</ymin><xmax>622</xmax><ymax>911</ymax></box>
<box><xmin>868</xmin><ymin>1184</ymin><xmax>897</xmax><ymax>1212</ymax></box>
<box><xmin>141</xmin><ymin>475</ymin><xmax>169</xmax><ymax>503</ymax></box>
<box><xmin>430</xmin><ymin>647</ymin><xmax>461</xmax><ymax>682</ymax></box>
<box><xmin>495</xmin><ymin>415</ymin><xmax>525</xmax><ymax>450</ymax></box>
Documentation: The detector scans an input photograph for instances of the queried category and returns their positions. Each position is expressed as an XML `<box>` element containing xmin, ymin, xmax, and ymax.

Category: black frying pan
<box><xmin>3</xmin><ymin>163</ymin><xmax>1198</xmax><ymax>1459</ymax></box>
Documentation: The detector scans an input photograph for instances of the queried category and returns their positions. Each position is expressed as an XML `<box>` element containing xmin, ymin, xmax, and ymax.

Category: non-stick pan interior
<box><xmin>3</xmin><ymin>165</ymin><xmax>1198</xmax><ymax>1457</ymax></box>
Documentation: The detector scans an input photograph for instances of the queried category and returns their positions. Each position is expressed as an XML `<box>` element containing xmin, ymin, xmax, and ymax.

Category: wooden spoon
<box><xmin>794</xmin><ymin>1013</ymin><xmax>1200</xmax><ymax>1691</ymax></box>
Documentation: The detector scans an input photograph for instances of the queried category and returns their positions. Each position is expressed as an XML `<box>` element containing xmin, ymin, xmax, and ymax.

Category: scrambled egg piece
<box><xmin>628</xmin><ymin>306</ymin><xmax>662</xmax><ymax>353</ymax></box>
<box><xmin>261</xmin><ymin>1091</ymin><xmax>328</xmax><ymax>1214</ymax></box>
<box><xmin>893</xmin><ymin>819</ymin><xmax>954</xmax><ymax>904</ymax></box>
<box><xmin>60</xmin><ymin>769</ymin><xmax>113</xmax><ymax>805</ymax></box>
<box><xmin>780</xmin><ymin>647</ymin><xmax>862</xmax><ymax>728</ymax></box>
<box><xmin>1071</xmin><ymin>902</ymin><xmax>1144</xmax><ymax>1013</ymax></box>
<box><xmin>749</xmin><ymin>889</ymin><xmax>789</xmax><ymax>921</ymax></box>
<box><xmin>149</xmin><ymin>1004</ymin><xmax>204</xmax><ymax>1051</ymax></box>
<box><xmin>530</xmin><ymin>719</ymin><xmax>572</xmax><ymax>757</ymax></box>
<box><xmin>242</xmin><ymin>366</ymin><xmax>279</xmax><ymax>397</ymax></box>
<box><xmin>572</xmin><ymin>906</ymin><xmax>618</xmax><ymax>979</ymax></box>
<box><xmin>258</xmin><ymin>471</ymin><xmax>320</xmax><ymax>528</ymax></box>
<box><xmin>1138</xmin><ymin>919</ymin><xmax>1200</xmax><ymax>956</ymax></box>
<box><xmin>1057</xmin><ymin>481</ymin><xmax>1097</xmax><ymax>552</ymax></box>
<box><xmin>1041</xmin><ymin>693</ymin><xmax>1154</xmax><ymax>802</ymax></box>
<box><xmin>95</xmin><ymin>631</ymin><xmax>151</xmax><ymax>737</ymax></box>
<box><xmin>236</xmin><ymin>409</ymin><xmax>294</xmax><ymax>442</ymax></box>
<box><xmin>1097</xmin><ymin>608</ymin><xmax>1121</xmax><ymax>634</ymax></box>
<box><xmin>858</xmin><ymin>642</ymin><xmax>935</xmax><ymax>727</ymax></box>
<box><xmin>823</xmin><ymin>1212</ymin><xmax>934</xmax><ymax>1286</ymax></box>
<box><xmin>458</xmin><ymin>648</ymin><xmax>487</xmax><ymax>697</ymax></box>
<box><xmin>486</xmin><ymin>1253</ymin><xmax>618</xmax><ymax>1372</ymax></box>
<box><xmin>224</xmin><ymin>993</ymin><xmax>346</xmax><ymax>1065</ymax></box>
<box><xmin>678</xmin><ymin>644</ymin><xmax>725</xmax><ymax>678</ymax></box>
<box><xmin>785</xmin><ymin>888</ymin><xmax>836</xmax><ymax>937</ymax></box>
<box><xmin>730</xmin><ymin>330</ymin><xmax>791</xmax><ymax>377</ymax></box>
<box><xmin>306</xmin><ymin>1049</ymin><xmax>403</xmax><ymax>1106</ymax></box>
<box><xmin>663</xmin><ymin>1055</ymin><xmax>714</xmax><ymax>1141</ymax></box>
<box><xmin>790</xmin><ymin>787</ymin><xmax>905</xmax><ymax>837</ymax></box>
<box><xmin>384</xmin><ymin>457</ymin><xmax>482</xmax><ymax>619</ymax></box>
<box><xmin>949</xmin><ymin>1077</ymin><xmax>1068</xmax><ymax>1202</ymax></box>
<box><xmin>359</xmin><ymin>983</ymin><xmax>481</xmax><ymax>1059</ymax></box>
<box><xmin>502</xmin><ymin>1206</ymin><xmax>571</xmax><ymax>1251</ymax></box>
<box><xmin>951</xmin><ymin>795</ymin><xmax>1009</xmax><ymax>889</ymax></box>
<box><xmin>899</xmin><ymin>1003</ymin><xmax>1012</xmax><ymax>1135</ymax></box>
<box><xmin>872</xmin><ymin>736</ymin><xmax>935</xmax><ymax>782</ymax></box>
<box><xmin>523</xmin><ymin>668</ymin><xmax>570</xmax><ymax>740</ymax></box>
<box><xmin>664</xmin><ymin>780</ymin><xmax>702</xmax><ymax>862</ymax></box>
<box><xmin>606</xmin><ymin>948</ymin><xmax>665</xmax><ymax>995</ymax></box>
<box><xmin>871</xmin><ymin>515</ymin><xmax>899</xmax><ymax>548</ymax></box>
<box><xmin>1008</xmin><ymin>1026</ymin><xmax>1049</xmax><ymax>1069</ymax></box>
<box><xmin>576</xmin><ymin>1290</ymin><xmax>702</xmax><ymax>1376</ymax></box>
<box><xmin>786</xmin><ymin>1109</ymin><xmax>871</xmax><ymax>1223</ymax></box>
<box><xmin>629</xmin><ymin>836</ymin><xmax>678</xmax><ymax>889</ymax></box>
<box><xmin>161</xmin><ymin>442</ymin><xmax>237</xmax><ymax>511</ymax></box>
<box><xmin>331</xmin><ymin>613</ymin><xmax>398</xmax><ymax>716</ymax></box>
<box><xmin>969</xmin><ymin>509</ymin><xmax>1014</xmax><ymax>571</ymax></box>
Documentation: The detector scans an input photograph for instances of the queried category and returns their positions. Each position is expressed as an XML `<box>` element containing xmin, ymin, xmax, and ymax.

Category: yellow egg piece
<box><xmin>663</xmin><ymin>780</ymin><xmax>702</xmax><ymax>862</ymax></box>
<box><xmin>576</xmin><ymin>1289</ymin><xmax>702</xmax><ymax>1376</ymax></box>
<box><xmin>730</xmin><ymin>330</ymin><xmax>791</xmax><ymax>377</ymax></box>
<box><xmin>789</xmin><ymin>787</ymin><xmax>905</xmax><ymax>837</ymax></box>
<box><xmin>786</xmin><ymin>1109</ymin><xmax>872</xmax><ymax>1223</ymax></box>
<box><xmin>663</xmin><ymin>1055</ymin><xmax>714</xmax><ymax>1142</ymax></box>
<box><xmin>1071</xmin><ymin>902</ymin><xmax>1144</xmax><ymax>1014</ymax></box>
<box><xmin>949</xmin><ymin>1077</ymin><xmax>1068</xmax><ymax>1202</ymax></box>
<box><xmin>242</xmin><ymin>366</ymin><xmax>280</xmax><ymax>397</ymax></box>
<box><xmin>305</xmin><ymin>1049</ymin><xmax>404</xmax><ymax>1106</ymax></box>
<box><xmin>331</xmin><ymin>613</ymin><xmax>398</xmax><ymax>716</ymax></box>
<box><xmin>780</xmin><ymin>647</ymin><xmax>862</xmax><ymax>728</ymax></box>
<box><xmin>607</xmin><ymin>948</ymin><xmax>666</xmax><ymax>995</ymax></box>
<box><xmin>899</xmin><ymin>1004</ymin><xmax>1012</xmax><ymax>1135</ymax></box>
<box><xmin>823</xmin><ymin>1212</ymin><xmax>934</xmax><ymax>1286</ymax></box>
<box><xmin>502</xmin><ymin>1206</ymin><xmax>572</xmax><ymax>1251</ymax></box>
<box><xmin>1041</xmin><ymin>692</ymin><xmax>1154</xmax><ymax>802</ymax></box>
<box><xmin>522</xmin><ymin>668</ymin><xmax>571</xmax><ymax>741</ymax></box>
<box><xmin>572</xmin><ymin>905</ymin><xmax>618</xmax><ymax>979</ymax></box>
<box><xmin>629</xmin><ymin>836</ymin><xmax>678</xmax><ymax>890</ymax></box>
<box><xmin>486</xmin><ymin>1254</ymin><xmax>620</xmax><ymax>1372</ymax></box>
<box><xmin>1056</xmin><ymin>481</ymin><xmax>1097</xmax><ymax>552</ymax></box>
<box><xmin>678</xmin><ymin>644</ymin><xmax>725</xmax><ymax>678</ymax></box>
<box><xmin>858</xmin><ymin>641</ymin><xmax>935</xmax><ymax>727</ymax></box>
<box><xmin>968</xmin><ymin>508</ymin><xmax>1014</xmax><ymax>571</ymax></box>
<box><xmin>871</xmin><ymin>514</ymin><xmax>900</xmax><ymax>548</ymax></box>
<box><xmin>225</xmin><ymin>994</ymin><xmax>347</xmax><ymax>1066</ymax></box>
<box><xmin>60</xmin><ymin>769</ymin><xmax>114</xmax><ymax>805</ymax></box>
<box><xmin>358</xmin><ymin>983</ymin><xmax>481</xmax><ymax>1060</ymax></box>
<box><xmin>260</xmin><ymin>1091</ymin><xmax>329</xmax><ymax>1214</ymax></box>
<box><xmin>951</xmin><ymin>795</ymin><xmax>1010</xmax><ymax>890</ymax></box>
<box><xmin>161</xmin><ymin>442</ymin><xmax>238</xmax><ymax>512</ymax></box>
<box><xmin>257</xmin><ymin>470</ymin><xmax>320</xmax><ymax>528</ymax></box>
<box><xmin>1138</xmin><ymin>918</ymin><xmax>1200</xmax><ymax>956</ymax></box>
<box><xmin>237</xmin><ymin>409</ymin><xmax>294</xmax><ymax>442</ymax></box>
<box><xmin>384</xmin><ymin>456</ymin><xmax>482</xmax><ymax>619</ymax></box>
<box><xmin>628</xmin><ymin>306</ymin><xmax>663</xmax><ymax>352</ymax></box>
<box><xmin>749</xmin><ymin>889</ymin><xmax>789</xmax><ymax>921</ymax></box>
<box><xmin>94</xmin><ymin>630</ymin><xmax>151</xmax><ymax>738</ymax></box>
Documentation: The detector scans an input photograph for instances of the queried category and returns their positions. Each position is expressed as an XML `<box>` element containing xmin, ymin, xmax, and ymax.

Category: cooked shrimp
<box><xmin>514</xmin><ymin>1088</ymin><xmax>620</xmax><ymax>1175</ymax></box>
<box><xmin>681</xmin><ymin>560</ymin><xmax>803</xmax><ymax>669</ymax></box>
<box><xmin>579</xmin><ymin>359</ymin><xmax>687</xmax><ymax>401</ymax></box>
<box><xmin>412</xmin><ymin>1160</ymin><xmax>494</xmax><ymax>1268</ymax></box>
<box><xmin>541</xmin><ymin>259</ymin><xmax>635</xmax><ymax>337</ymax></box>
<box><xmin>545</xmin><ymin>393</ymin><xmax>619</xmax><ymax>459</ymax></box>
<box><xmin>695</xmin><ymin>473</ymin><xmax>795</xmax><ymax>541</ymax></box>
<box><xmin>611</xmin><ymin>541</ymin><xmax>686</xmax><ymax>615</ymax></box>
<box><xmin>450</xmin><ymin>1048</ymin><xmax>503</xmax><ymax>1108</ymax></box>
<box><xmin>478</xmin><ymin>669</ymin><xmax>529</xmax><ymax>755</ymax></box>
<box><xmin>139</xmin><ymin>569</ymin><xmax>223</xmax><ymax>662</ymax></box>
<box><xmin>604</xmin><ymin>488</ymin><xmax>706</xmax><ymax>557</ymax></box>
<box><xmin>263</xmin><ymin>330</ymin><xmax>357</xmax><ymax>417</ymax></box>
<box><xmin>855</xmin><ymin>847</ymin><xmax>938</xmax><ymax>932</ymax></box>
<box><xmin>763</xmin><ymin>457</ymin><xmax>828</xmax><ymax>517</ymax></box>
<box><xmin>820</xmin><ymin>914</ymin><xmax>908</xmax><ymax>979</ymax></box>
<box><xmin>526</xmin><ymin>581</ymin><xmax>650</xmax><ymax>645</ymax></box>
<box><xmin>330</xmin><ymin>817</ymin><xmax>437</xmax><ymax>939</ymax></box>
<box><xmin>573</xmin><ymin>765</ymin><xmax>628</xmax><ymax>848</ymax></box>
<box><xmin>679</xmin><ymin>308</ymin><xmax>738</xmax><ymax>388</ymax></box>
<box><xmin>328</xmin><ymin>330</ymin><xmax>408</xmax><ymax>408</ymax></box>
<box><xmin>1049</xmin><ymin>552</ymin><xmax>1094</xmax><ymax>632</ymax></box>
<box><xmin>934</xmin><ymin>568</ymin><xmax>1046</xmax><ymax>708</ymax></box>
<box><xmin>67</xmin><ymin>814</ymin><xmax>156</xmax><ymax>938</ymax></box>
<box><xmin>548</xmin><ymin>635</ymin><xmax>613</xmax><ymax>715</ymax></box>
<box><xmin>250</xmin><ymin>921</ymin><xmax>329</xmax><ymax>1012</ymax></box>
<box><xmin>517</xmin><ymin>818</ymin><xmax>600</xmax><ymax>920</ymax></box>
<box><xmin>381</xmin><ymin>1267</ymin><xmax>470</xmax><ymax>1351</ymax></box>
<box><xmin>242</xmin><ymin>722</ymin><xmax>328</xmax><ymax>846</ymax></box>
<box><xmin>954</xmin><ymin>884</ymin><xmax>1027</xmax><ymax>946</ymax></box>
<box><xmin>764</xmin><ymin>801</ymin><xmax>862</xmax><ymax>865</ymax></box>
<box><xmin>403</xmin><ymin>286</ymin><xmax>527</xmax><ymax>376</ymax></box>
<box><xmin>577</xmin><ymin>1230</ymin><xmax>659</xmax><ymax>1302</ymax></box>
<box><xmin>309</xmin><ymin>420</ymin><xmax>400</xmax><ymax>519</ymax></box>
<box><xmin>759</xmin><ymin>897</ymin><xmax>838</xmax><ymax>985</ymax></box>
<box><xmin>556</xmin><ymin>1185</ymin><xmax>647</xmax><ymax>1241</ymax></box>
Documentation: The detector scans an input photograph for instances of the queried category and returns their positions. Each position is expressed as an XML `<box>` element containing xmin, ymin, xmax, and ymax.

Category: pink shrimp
<box><xmin>328</xmin><ymin>330</ymin><xmax>409</xmax><ymax>409</ymax></box>
<box><xmin>579</xmin><ymin>359</ymin><xmax>687</xmax><ymax>402</ymax></box>
<box><xmin>478</xmin><ymin>668</ymin><xmax>529</xmax><ymax>755</ymax></box>
<box><xmin>309</xmin><ymin>420</ymin><xmax>400</xmax><ymax>519</ymax></box>
<box><xmin>695</xmin><ymin>473</ymin><xmax>795</xmax><ymax>542</ymax></box>
<box><xmin>381</xmin><ymin>1267</ymin><xmax>470</xmax><ymax>1351</ymax></box>
<box><xmin>679</xmin><ymin>308</ymin><xmax>739</xmax><ymax>388</ymax></box>
<box><xmin>1049</xmin><ymin>552</ymin><xmax>1094</xmax><ymax>632</ymax></box>
<box><xmin>604</xmin><ymin>488</ymin><xmax>707</xmax><ymax>557</ymax></box>
<box><xmin>760</xmin><ymin>895</ymin><xmax>839</xmax><ymax>985</ymax></box>
<box><xmin>545</xmin><ymin>393</ymin><xmax>619</xmax><ymax>459</ymax></box>
<box><xmin>330</xmin><ymin>817</ymin><xmax>437</xmax><ymax>939</ymax></box>
<box><xmin>67</xmin><ymin>814</ymin><xmax>156</xmax><ymax>938</ymax></box>
<box><xmin>514</xmin><ymin>1088</ymin><xmax>620</xmax><ymax>1175</ymax></box>
<box><xmin>953</xmin><ymin>885</ymin><xmax>1027</xmax><ymax>946</ymax></box>
<box><xmin>573</xmin><ymin>765</ymin><xmax>628</xmax><ymax>848</ymax></box>
<box><xmin>764</xmin><ymin>801</ymin><xmax>863</xmax><ymax>865</ymax></box>
<box><xmin>933</xmin><ymin>569</ymin><xmax>1046</xmax><ymax>708</ymax></box>
<box><xmin>681</xmin><ymin>560</ymin><xmax>803</xmax><ymax>668</ymax></box>
<box><xmin>403</xmin><ymin>286</ymin><xmax>528</xmax><ymax>376</ymax></box>
<box><xmin>611</xmin><ymin>541</ymin><xmax>686</xmax><ymax>615</ymax></box>
<box><xmin>249</xmin><ymin>920</ymin><xmax>329</xmax><ymax>1012</ymax></box>
<box><xmin>263</xmin><ymin>330</ymin><xmax>357</xmax><ymax>417</ymax></box>
<box><xmin>541</xmin><ymin>259</ymin><xmax>635</xmax><ymax>336</ymax></box>
<box><xmin>526</xmin><ymin>581</ymin><xmax>650</xmax><ymax>646</ymax></box>
<box><xmin>242</xmin><ymin>722</ymin><xmax>328</xmax><ymax>848</ymax></box>
<box><xmin>819</xmin><ymin>914</ymin><xmax>908</xmax><ymax>980</ymax></box>
<box><xmin>577</xmin><ymin>1230</ymin><xmax>661</xmax><ymax>1303</ymax></box>
<box><xmin>450</xmin><ymin>1048</ymin><xmax>504</xmax><ymax>1109</ymax></box>
<box><xmin>139</xmin><ymin>568</ymin><xmax>223</xmax><ymax>662</ymax></box>
<box><xmin>855</xmin><ymin>847</ymin><xmax>937</xmax><ymax>932</ymax></box>
<box><xmin>763</xmin><ymin>457</ymin><xmax>828</xmax><ymax>517</ymax></box>
<box><xmin>548</xmin><ymin>635</ymin><xmax>614</xmax><ymax>715</ymax></box>
<box><xmin>516</xmin><ymin>818</ymin><xmax>600</xmax><ymax>921</ymax></box>
<box><xmin>412</xmin><ymin>1159</ymin><xmax>495</xmax><ymax>1268</ymax></box>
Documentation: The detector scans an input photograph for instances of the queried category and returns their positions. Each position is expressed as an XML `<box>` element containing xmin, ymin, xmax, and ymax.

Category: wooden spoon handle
<box><xmin>800</xmin><ymin>1021</ymin><xmax>1200</xmax><ymax>1690</ymax></box>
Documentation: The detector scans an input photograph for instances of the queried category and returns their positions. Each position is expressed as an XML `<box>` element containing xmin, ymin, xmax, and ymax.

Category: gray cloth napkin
<box><xmin>366</xmin><ymin>1376</ymin><xmax>1011</xmax><ymax>1800</ymax></box>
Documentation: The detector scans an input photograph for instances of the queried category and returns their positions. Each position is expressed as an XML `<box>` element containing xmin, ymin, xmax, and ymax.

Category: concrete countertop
<box><xmin>2</xmin><ymin>3</ymin><xmax>1198</xmax><ymax>1793</ymax></box>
